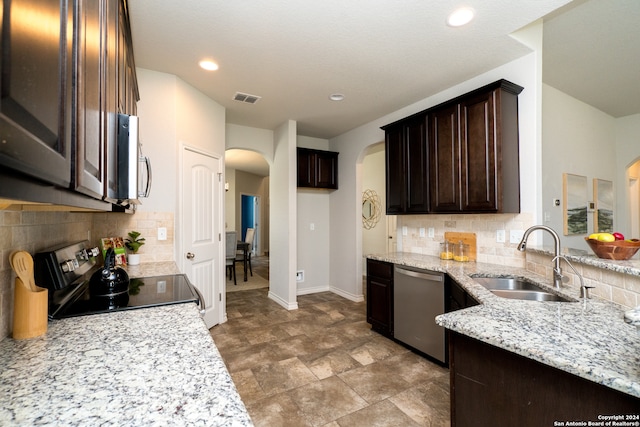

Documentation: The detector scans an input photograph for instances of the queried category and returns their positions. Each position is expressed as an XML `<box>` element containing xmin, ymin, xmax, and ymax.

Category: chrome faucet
<box><xmin>517</xmin><ymin>225</ymin><xmax>563</xmax><ymax>289</ymax></box>
<box><xmin>551</xmin><ymin>255</ymin><xmax>594</xmax><ymax>299</ymax></box>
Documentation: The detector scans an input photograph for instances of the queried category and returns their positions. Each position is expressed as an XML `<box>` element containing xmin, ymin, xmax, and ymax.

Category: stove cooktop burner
<box><xmin>50</xmin><ymin>273</ymin><xmax>199</xmax><ymax>319</ymax></box>
<box><xmin>35</xmin><ymin>241</ymin><xmax>201</xmax><ymax>319</ymax></box>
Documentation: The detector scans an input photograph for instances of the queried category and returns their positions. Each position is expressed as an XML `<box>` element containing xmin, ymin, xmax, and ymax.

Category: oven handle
<box><xmin>192</xmin><ymin>284</ymin><xmax>206</xmax><ymax>316</ymax></box>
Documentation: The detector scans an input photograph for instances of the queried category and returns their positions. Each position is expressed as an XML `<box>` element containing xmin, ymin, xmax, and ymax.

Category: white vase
<box><xmin>128</xmin><ymin>253</ymin><xmax>141</xmax><ymax>266</ymax></box>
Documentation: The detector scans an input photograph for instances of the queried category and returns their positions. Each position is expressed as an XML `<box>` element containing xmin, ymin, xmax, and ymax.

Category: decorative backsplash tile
<box><xmin>0</xmin><ymin>210</ymin><xmax>174</xmax><ymax>340</ymax></box>
<box><xmin>397</xmin><ymin>213</ymin><xmax>534</xmax><ymax>267</ymax></box>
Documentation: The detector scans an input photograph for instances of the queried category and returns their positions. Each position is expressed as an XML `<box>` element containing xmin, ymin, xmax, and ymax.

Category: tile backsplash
<box><xmin>0</xmin><ymin>210</ymin><xmax>174</xmax><ymax>340</ymax></box>
<box><xmin>398</xmin><ymin>213</ymin><xmax>534</xmax><ymax>268</ymax></box>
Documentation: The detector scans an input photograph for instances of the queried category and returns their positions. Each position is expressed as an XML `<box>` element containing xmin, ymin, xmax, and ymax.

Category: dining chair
<box><xmin>235</xmin><ymin>228</ymin><xmax>255</xmax><ymax>278</ymax></box>
<box><xmin>225</xmin><ymin>231</ymin><xmax>237</xmax><ymax>285</ymax></box>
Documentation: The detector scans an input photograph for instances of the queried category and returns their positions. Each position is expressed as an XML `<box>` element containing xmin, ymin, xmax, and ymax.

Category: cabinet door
<box><xmin>297</xmin><ymin>148</ymin><xmax>315</xmax><ymax>187</ymax></box>
<box><xmin>74</xmin><ymin>0</ymin><xmax>105</xmax><ymax>199</ymax></box>
<box><xmin>385</xmin><ymin>123</ymin><xmax>406</xmax><ymax>214</ymax></box>
<box><xmin>429</xmin><ymin>104</ymin><xmax>460</xmax><ymax>212</ymax></box>
<box><xmin>405</xmin><ymin>115</ymin><xmax>429</xmax><ymax>213</ymax></box>
<box><xmin>0</xmin><ymin>0</ymin><xmax>72</xmax><ymax>187</ymax></box>
<box><xmin>315</xmin><ymin>151</ymin><xmax>337</xmax><ymax>189</ymax></box>
<box><xmin>118</xmin><ymin>0</ymin><xmax>138</xmax><ymax>115</ymax></box>
<box><xmin>104</xmin><ymin>0</ymin><xmax>119</xmax><ymax>201</ymax></box>
<box><xmin>460</xmin><ymin>90</ymin><xmax>498</xmax><ymax>212</ymax></box>
<box><xmin>366</xmin><ymin>260</ymin><xmax>394</xmax><ymax>337</ymax></box>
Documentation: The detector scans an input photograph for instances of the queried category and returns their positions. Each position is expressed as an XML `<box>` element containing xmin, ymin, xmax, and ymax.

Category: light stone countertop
<box><xmin>0</xmin><ymin>262</ymin><xmax>253</xmax><ymax>426</ymax></box>
<box><xmin>367</xmin><ymin>252</ymin><xmax>640</xmax><ymax>400</ymax></box>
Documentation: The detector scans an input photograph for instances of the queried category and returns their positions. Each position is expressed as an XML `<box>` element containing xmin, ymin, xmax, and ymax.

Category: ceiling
<box><xmin>127</xmin><ymin>0</ymin><xmax>639</xmax><ymax>177</ymax></box>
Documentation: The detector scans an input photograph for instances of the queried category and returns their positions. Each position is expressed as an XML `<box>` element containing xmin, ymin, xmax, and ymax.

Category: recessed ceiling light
<box><xmin>447</xmin><ymin>7</ymin><xmax>474</xmax><ymax>27</ymax></box>
<box><xmin>199</xmin><ymin>60</ymin><xmax>219</xmax><ymax>71</ymax></box>
<box><xmin>329</xmin><ymin>93</ymin><xmax>345</xmax><ymax>101</ymax></box>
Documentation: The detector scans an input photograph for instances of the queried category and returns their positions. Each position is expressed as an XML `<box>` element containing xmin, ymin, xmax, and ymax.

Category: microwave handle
<box><xmin>139</xmin><ymin>156</ymin><xmax>152</xmax><ymax>198</ymax></box>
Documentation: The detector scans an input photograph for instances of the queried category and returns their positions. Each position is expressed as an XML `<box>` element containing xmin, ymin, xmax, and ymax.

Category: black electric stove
<box><xmin>34</xmin><ymin>241</ymin><xmax>201</xmax><ymax>320</ymax></box>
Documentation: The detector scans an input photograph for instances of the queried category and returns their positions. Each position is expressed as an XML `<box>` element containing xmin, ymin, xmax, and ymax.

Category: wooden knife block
<box><xmin>13</xmin><ymin>278</ymin><xmax>48</xmax><ymax>340</ymax></box>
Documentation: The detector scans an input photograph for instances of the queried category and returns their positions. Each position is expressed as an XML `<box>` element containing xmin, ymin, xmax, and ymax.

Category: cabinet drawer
<box><xmin>367</xmin><ymin>259</ymin><xmax>393</xmax><ymax>279</ymax></box>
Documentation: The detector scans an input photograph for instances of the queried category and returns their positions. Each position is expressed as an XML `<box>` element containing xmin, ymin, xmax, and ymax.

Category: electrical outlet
<box><xmin>157</xmin><ymin>280</ymin><xmax>166</xmax><ymax>293</ymax></box>
<box><xmin>402</xmin><ymin>226</ymin><xmax>408</xmax><ymax>236</ymax></box>
<box><xmin>296</xmin><ymin>270</ymin><xmax>304</xmax><ymax>282</ymax></box>
<box><xmin>419</xmin><ymin>227</ymin><xmax>425</xmax><ymax>237</ymax></box>
<box><xmin>428</xmin><ymin>227</ymin><xmax>435</xmax><ymax>238</ymax></box>
<box><xmin>496</xmin><ymin>230</ymin><xmax>506</xmax><ymax>243</ymax></box>
<box><xmin>510</xmin><ymin>230</ymin><xmax>525</xmax><ymax>244</ymax></box>
<box><xmin>158</xmin><ymin>227</ymin><xmax>167</xmax><ymax>241</ymax></box>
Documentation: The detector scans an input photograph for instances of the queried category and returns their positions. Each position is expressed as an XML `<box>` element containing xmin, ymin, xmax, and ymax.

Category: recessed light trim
<box><xmin>199</xmin><ymin>60</ymin><xmax>219</xmax><ymax>71</ymax></box>
<box><xmin>329</xmin><ymin>93</ymin><xmax>345</xmax><ymax>101</ymax></box>
<box><xmin>447</xmin><ymin>7</ymin><xmax>474</xmax><ymax>27</ymax></box>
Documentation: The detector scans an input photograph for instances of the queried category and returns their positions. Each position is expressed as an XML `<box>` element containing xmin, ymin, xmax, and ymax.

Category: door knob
<box><xmin>186</xmin><ymin>252</ymin><xmax>195</xmax><ymax>260</ymax></box>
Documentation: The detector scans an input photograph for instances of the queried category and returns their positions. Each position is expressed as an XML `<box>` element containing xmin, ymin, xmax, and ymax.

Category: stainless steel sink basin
<box><xmin>472</xmin><ymin>277</ymin><xmax>571</xmax><ymax>302</ymax></box>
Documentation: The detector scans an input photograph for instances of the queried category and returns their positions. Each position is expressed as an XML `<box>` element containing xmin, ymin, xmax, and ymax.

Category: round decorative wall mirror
<box><xmin>362</xmin><ymin>189</ymin><xmax>381</xmax><ymax>229</ymax></box>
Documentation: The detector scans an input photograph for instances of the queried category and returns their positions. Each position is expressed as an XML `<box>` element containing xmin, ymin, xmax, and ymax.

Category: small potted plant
<box><xmin>125</xmin><ymin>231</ymin><xmax>145</xmax><ymax>265</ymax></box>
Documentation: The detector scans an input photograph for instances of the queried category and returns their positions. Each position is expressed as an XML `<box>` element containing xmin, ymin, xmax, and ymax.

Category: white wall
<box><xmin>136</xmin><ymin>69</ymin><xmax>178</xmax><ymax>214</ymax></box>
<box><xmin>615</xmin><ymin>114</ymin><xmax>640</xmax><ymax>234</ymax></box>
<box><xmin>542</xmin><ymin>84</ymin><xmax>618</xmax><ymax>250</ymax></box>
<box><xmin>328</xmin><ymin>50</ymin><xmax>542</xmax><ymax>300</ymax></box>
<box><xmin>296</xmin><ymin>136</ymin><xmax>331</xmax><ymax>294</ymax></box>
<box><xmin>362</xmin><ymin>143</ymin><xmax>387</xmax><ymax>258</ymax></box>
<box><xmin>268</xmin><ymin>120</ymin><xmax>298</xmax><ymax>309</ymax></box>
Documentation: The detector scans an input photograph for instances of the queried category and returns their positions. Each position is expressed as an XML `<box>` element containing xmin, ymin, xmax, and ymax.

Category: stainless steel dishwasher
<box><xmin>394</xmin><ymin>265</ymin><xmax>446</xmax><ymax>363</ymax></box>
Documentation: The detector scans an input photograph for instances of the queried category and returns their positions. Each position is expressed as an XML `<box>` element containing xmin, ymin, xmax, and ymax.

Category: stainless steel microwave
<box><xmin>115</xmin><ymin>114</ymin><xmax>151</xmax><ymax>206</ymax></box>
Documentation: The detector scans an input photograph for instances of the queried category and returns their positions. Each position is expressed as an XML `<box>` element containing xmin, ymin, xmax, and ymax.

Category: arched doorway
<box><xmin>627</xmin><ymin>158</ymin><xmax>640</xmax><ymax>238</ymax></box>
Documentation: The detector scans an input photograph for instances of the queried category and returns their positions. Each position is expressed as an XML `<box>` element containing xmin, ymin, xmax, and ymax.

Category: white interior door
<box><xmin>181</xmin><ymin>147</ymin><xmax>222</xmax><ymax>328</ymax></box>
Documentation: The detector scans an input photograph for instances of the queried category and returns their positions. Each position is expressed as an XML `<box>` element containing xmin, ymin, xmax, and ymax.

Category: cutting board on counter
<box><xmin>444</xmin><ymin>232</ymin><xmax>477</xmax><ymax>261</ymax></box>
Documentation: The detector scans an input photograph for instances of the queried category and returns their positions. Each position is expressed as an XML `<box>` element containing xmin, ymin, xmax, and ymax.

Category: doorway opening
<box><xmin>241</xmin><ymin>194</ymin><xmax>260</xmax><ymax>256</ymax></box>
<box><xmin>627</xmin><ymin>158</ymin><xmax>640</xmax><ymax>238</ymax></box>
<box><xmin>224</xmin><ymin>149</ymin><xmax>270</xmax><ymax>293</ymax></box>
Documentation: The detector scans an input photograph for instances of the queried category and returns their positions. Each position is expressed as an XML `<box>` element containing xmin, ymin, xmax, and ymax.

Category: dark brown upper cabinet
<box><xmin>384</xmin><ymin>114</ymin><xmax>429</xmax><ymax>214</ymax></box>
<box><xmin>0</xmin><ymin>0</ymin><xmax>138</xmax><ymax>210</ymax></box>
<box><xmin>383</xmin><ymin>79</ymin><xmax>523</xmax><ymax>215</ymax></box>
<box><xmin>0</xmin><ymin>0</ymin><xmax>74</xmax><ymax>188</ymax></box>
<box><xmin>297</xmin><ymin>147</ymin><xmax>339</xmax><ymax>189</ymax></box>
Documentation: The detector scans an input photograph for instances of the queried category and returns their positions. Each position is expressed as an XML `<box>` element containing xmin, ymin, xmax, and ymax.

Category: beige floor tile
<box><xmin>216</xmin><ymin>289</ymin><xmax>451</xmax><ymax>426</ymax></box>
<box><xmin>300</xmin><ymin>349</ymin><xmax>362</xmax><ymax>380</ymax></box>
<box><xmin>287</xmin><ymin>376</ymin><xmax>368</xmax><ymax>426</ymax></box>
<box><xmin>334</xmin><ymin>399</ymin><xmax>422</xmax><ymax>427</ymax></box>
<box><xmin>245</xmin><ymin>392</ymin><xmax>313</xmax><ymax>427</ymax></box>
<box><xmin>389</xmin><ymin>382</ymin><xmax>451</xmax><ymax>427</ymax></box>
<box><xmin>230</xmin><ymin>369</ymin><xmax>267</xmax><ymax>404</ymax></box>
<box><xmin>338</xmin><ymin>361</ymin><xmax>412</xmax><ymax>403</ymax></box>
<box><xmin>252</xmin><ymin>357</ymin><xmax>318</xmax><ymax>396</ymax></box>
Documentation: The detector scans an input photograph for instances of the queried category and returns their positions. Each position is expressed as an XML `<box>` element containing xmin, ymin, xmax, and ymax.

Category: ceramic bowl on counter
<box><xmin>584</xmin><ymin>237</ymin><xmax>640</xmax><ymax>260</ymax></box>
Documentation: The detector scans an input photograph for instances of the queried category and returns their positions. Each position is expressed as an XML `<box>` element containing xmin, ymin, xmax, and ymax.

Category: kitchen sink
<box><xmin>472</xmin><ymin>277</ymin><xmax>571</xmax><ymax>302</ymax></box>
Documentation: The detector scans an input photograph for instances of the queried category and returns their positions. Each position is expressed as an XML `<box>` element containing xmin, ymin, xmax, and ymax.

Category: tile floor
<box><xmin>210</xmin><ymin>288</ymin><xmax>450</xmax><ymax>426</ymax></box>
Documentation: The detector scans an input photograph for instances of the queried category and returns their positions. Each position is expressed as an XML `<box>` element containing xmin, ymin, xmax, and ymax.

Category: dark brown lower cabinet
<box><xmin>366</xmin><ymin>259</ymin><xmax>393</xmax><ymax>337</ymax></box>
<box><xmin>449</xmin><ymin>332</ymin><xmax>639</xmax><ymax>426</ymax></box>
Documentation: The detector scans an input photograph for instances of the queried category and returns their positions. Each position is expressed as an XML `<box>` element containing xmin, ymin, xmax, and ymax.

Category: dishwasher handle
<box><xmin>395</xmin><ymin>266</ymin><xmax>443</xmax><ymax>282</ymax></box>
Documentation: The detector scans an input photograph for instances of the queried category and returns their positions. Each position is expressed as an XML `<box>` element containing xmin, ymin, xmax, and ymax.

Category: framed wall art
<box><xmin>563</xmin><ymin>173</ymin><xmax>588</xmax><ymax>235</ymax></box>
<box><xmin>594</xmin><ymin>178</ymin><xmax>614</xmax><ymax>233</ymax></box>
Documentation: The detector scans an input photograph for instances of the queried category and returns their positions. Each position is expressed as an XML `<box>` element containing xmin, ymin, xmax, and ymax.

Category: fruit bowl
<box><xmin>584</xmin><ymin>237</ymin><xmax>640</xmax><ymax>260</ymax></box>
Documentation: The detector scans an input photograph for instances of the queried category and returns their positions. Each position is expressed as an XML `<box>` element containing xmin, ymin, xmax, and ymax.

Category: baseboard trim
<box><xmin>297</xmin><ymin>285</ymin><xmax>330</xmax><ymax>295</ymax></box>
<box><xmin>268</xmin><ymin>290</ymin><xmax>299</xmax><ymax>310</ymax></box>
<box><xmin>330</xmin><ymin>286</ymin><xmax>365</xmax><ymax>302</ymax></box>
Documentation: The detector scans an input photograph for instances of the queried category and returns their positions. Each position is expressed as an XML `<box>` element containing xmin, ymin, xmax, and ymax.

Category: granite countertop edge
<box><xmin>0</xmin><ymin>262</ymin><xmax>253</xmax><ymax>426</ymax></box>
<box><xmin>367</xmin><ymin>252</ymin><xmax>640</xmax><ymax>399</ymax></box>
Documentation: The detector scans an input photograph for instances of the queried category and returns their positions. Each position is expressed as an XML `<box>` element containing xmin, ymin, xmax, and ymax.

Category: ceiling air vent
<box><xmin>233</xmin><ymin>92</ymin><xmax>261</xmax><ymax>104</ymax></box>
